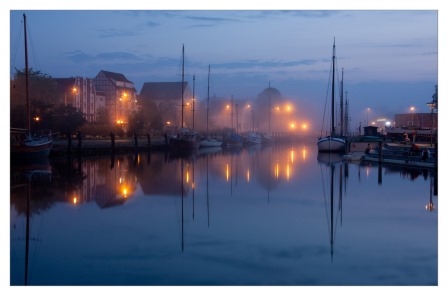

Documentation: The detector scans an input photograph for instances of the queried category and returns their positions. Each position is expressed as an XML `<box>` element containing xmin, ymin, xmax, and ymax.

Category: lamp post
<box><xmin>65</xmin><ymin>87</ymin><xmax>77</xmax><ymax>107</ymax></box>
<box><xmin>410</xmin><ymin>106</ymin><xmax>415</xmax><ymax>126</ymax></box>
<box><xmin>287</xmin><ymin>105</ymin><xmax>291</xmax><ymax>132</ymax></box>
<box><xmin>366</xmin><ymin>107</ymin><xmax>370</xmax><ymax>126</ymax></box>
<box><xmin>247</xmin><ymin>104</ymin><xmax>254</xmax><ymax>132</ymax></box>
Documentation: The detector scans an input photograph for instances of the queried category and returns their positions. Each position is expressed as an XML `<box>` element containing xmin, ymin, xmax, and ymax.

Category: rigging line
<box><xmin>25</xmin><ymin>20</ymin><xmax>40</xmax><ymax>71</ymax></box>
<box><xmin>320</xmin><ymin>60</ymin><xmax>333</xmax><ymax>136</ymax></box>
<box><xmin>11</xmin><ymin>21</ymin><xmax>23</xmax><ymax>73</ymax></box>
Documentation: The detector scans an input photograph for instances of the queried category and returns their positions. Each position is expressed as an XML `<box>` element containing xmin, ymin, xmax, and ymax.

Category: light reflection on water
<box><xmin>10</xmin><ymin>137</ymin><xmax>437</xmax><ymax>285</ymax></box>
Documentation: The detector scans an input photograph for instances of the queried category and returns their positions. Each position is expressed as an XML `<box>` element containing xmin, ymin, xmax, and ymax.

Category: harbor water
<box><xmin>10</xmin><ymin>136</ymin><xmax>437</xmax><ymax>285</ymax></box>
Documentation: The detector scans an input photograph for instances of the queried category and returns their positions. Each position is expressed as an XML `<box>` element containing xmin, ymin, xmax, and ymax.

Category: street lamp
<box><xmin>409</xmin><ymin>106</ymin><xmax>415</xmax><ymax>126</ymax></box>
<box><xmin>366</xmin><ymin>107</ymin><xmax>371</xmax><ymax>125</ymax></box>
<box><xmin>247</xmin><ymin>104</ymin><xmax>254</xmax><ymax>132</ymax></box>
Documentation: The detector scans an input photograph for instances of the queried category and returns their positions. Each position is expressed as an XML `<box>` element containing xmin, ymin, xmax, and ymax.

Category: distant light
<box><xmin>73</xmin><ymin>197</ymin><xmax>77</xmax><ymax>204</ymax></box>
<box><xmin>386</xmin><ymin>121</ymin><xmax>391</xmax><ymax>126</ymax></box>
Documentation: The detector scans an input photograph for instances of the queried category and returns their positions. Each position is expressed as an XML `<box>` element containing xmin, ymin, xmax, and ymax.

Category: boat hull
<box><xmin>317</xmin><ymin>137</ymin><xmax>345</xmax><ymax>152</ymax></box>
<box><xmin>199</xmin><ymin>140</ymin><xmax>223</xmax><ymax>147</ymax></box>
<box><xmin>170</xmin><ymin>138</ymin><xmax>199</xmax><ymax>150</ymax></box>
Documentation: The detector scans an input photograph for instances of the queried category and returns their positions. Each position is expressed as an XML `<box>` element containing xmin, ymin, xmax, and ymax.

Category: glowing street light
<box><xmin>409</xmin><ymin>106</ymin><xmax>416</xmax><ymax>126</ymax></box>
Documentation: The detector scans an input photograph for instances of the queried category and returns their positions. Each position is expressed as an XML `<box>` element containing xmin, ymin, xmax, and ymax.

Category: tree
<box><xmin>51</xmin><ymin>104</ymin><xmax>87</xmax><ymax>137</ymax></box>
<box><xmin>127</xmin><ymin>109</ymin><xmax>146</xmax><ymax>135</ymax></box>
<box><xmin>432</xmin><ymin>84</ymin><xmax>438</xmax><ymax>112</ymax></box>
<box><xmin>10</xmin><ymin>68</ymin><xmax>58</xmax><ymax>108</ymax></box>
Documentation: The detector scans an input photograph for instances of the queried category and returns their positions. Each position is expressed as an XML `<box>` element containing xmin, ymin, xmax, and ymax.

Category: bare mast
<box><xmin>24</xmin><ymin>14</ymin><xmax>30</xmax><ymax>132</ymax></box>
<box><xmin>331</xmin><ymin>39</ymin><xmax>336</xmax><ymax>137</ymax></box>
<box><xmin>181</xmin><ymin>44</ymin><xmax>185</xmax><ymax>128</ymax></box>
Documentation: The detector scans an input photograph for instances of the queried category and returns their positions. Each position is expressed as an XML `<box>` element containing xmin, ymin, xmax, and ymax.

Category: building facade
<box><xmin>54</xmin><ymin>77</ymin><xmax>98</xmax><ymax>122</ymax></box>
<box><xmin>394</xmin><ymin>113</ymin><xmax>438</xmax><ymax>129</ymax></box>
<box><xmin>93</xmin><ymin>70</ymin><xmax>138</xmax><ymax>128</ymax></box>
<box><xmin>139</xmin><ymin>82</ymin><xmax>193</xmax><ymax>129</ymax></box>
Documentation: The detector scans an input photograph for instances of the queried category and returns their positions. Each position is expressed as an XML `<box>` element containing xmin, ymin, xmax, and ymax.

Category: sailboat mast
<box><xmin>344</xmin><ymin>92</ymin><xmax>349</xmax><ymax>136</ymax></box>
<box><xmin>192</xmin><ymin>74</ymin><xmax>195</xmax><ymax>130</ymax></box>
<box><xmin>231</xmin><ymin>95</ymin><xmax>234</xmax><ymax>131</ymax></box>
<box><xmin>181</xmin><ymin>44</ymin><xmax>185</xmax><ymax>129</ymax></box>
<box><xmin>340</xmin><ymin>68</ymin><xmax>344</xmax><ymax>137</ymax></box>
<box><xmin>24</xmin><ymin>14</ymin><xmax>30</xmax><ymax>132</ymax></box>
<box><xmin>207</xmin><ymin>65</ymin><xmax>210</xmax><ymax>134</ymax></box>
<box><xmin>331</xmin><ymin>39</ymin><xmax>336</xmax><ymax>137</ymax></box>
<box><xmin>268</xmin><ymin>81</ymin><xmax>271</xmax><ymax>133</ymax></box>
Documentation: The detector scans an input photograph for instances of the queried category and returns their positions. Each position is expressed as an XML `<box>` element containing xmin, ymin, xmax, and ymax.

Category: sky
<box><xmin>4</xmin><ymin>1</ymin><xmax>443</xmax><ymax>133</ymax></box>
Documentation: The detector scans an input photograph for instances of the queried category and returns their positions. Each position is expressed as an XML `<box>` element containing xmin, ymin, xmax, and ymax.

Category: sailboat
<box><xmin>170</xmin><ymin>44</ymin><xmax>199</xmax><ymax>151</ymax></box>
<box><xmin>199</xmin><ymin>65</ymin><xmax>223</xmax><ymax>148</ymax></box>
<box><xmin>11</xmin><ymin>14</ymin><xmax>53</xmax><ymax>160</ymax></box>
<box><xmin>317</xmin><ymin>39</ymin><xmax>345</xmax><ymax>152</ymax></box>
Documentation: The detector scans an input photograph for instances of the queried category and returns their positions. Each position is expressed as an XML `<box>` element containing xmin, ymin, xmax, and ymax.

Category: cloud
<box><xmin>98</xmin><ymin>28</ymin><xmax>143</xmax><ymax>38</ymax></box>
<box><xmin>212</xmin><ymin>59</ymin><xmax>322</xmax><ymax>70</ymax></box>
<box><xmin>65</xmin><ymin>51</ymin><xmax>142</xmax><ymax>63</ymax></box>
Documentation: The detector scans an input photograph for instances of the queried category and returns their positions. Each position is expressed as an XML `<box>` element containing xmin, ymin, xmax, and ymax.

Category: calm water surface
<box><xmin>10</xmin><ymin>137</ymin><xmax>437</xmax><ymax>285</ymax></box>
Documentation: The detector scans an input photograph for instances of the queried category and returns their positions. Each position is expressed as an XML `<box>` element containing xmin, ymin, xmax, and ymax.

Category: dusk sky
<box><xmin>4</xmin><ymin>2</ymin><xmax>443</xmax><ymax>133</ymax></box>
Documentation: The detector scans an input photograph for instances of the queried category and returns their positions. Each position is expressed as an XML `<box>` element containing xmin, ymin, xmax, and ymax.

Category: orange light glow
<box><xmin>73</xmin><ymin>197</ymin><xmax>78</xmax><ymax>204</ymax></box>
<box><xmin>290</xmin><ymin>150</ymin><xmax>295</xmax><ymax>164</ymax></box>
<box><xmin>275</xmin><ymin>163</ymin><xmax>279</xmax><ymax>179</ymax></box>
<box><xmin>186</xmin><ymin>171</ymin><xmax>190</xmax><ymax>183</ymax></box>
<box><xmin>286</xmin><ymin>164</ymin><xmax>290</xmax><ymax>181</ymax></box>
<box><xmin>226</xmin><ymin>164</ymin><xmax>230</xmax><ymax>182</ymax></box>
<box><xmin>226</xmin><ymin>105</ymin><xmax>230</xmax><ymax>109</ymax></box>
<box><xmin>123</xmin><ymin>187</ymin><xmax>128</xmax><ymax>198</ymax></box>
<box><xmin>302</xmin><ymin>124</ymin><xmax>308</xmax><ymax>129</ymax></box>
<box><xmin>302</xmin><ymin>147</ymin><xmax>307</xmax><ymax>161</ymax></box>
<box><xmin>246</xmin><ymin>169</ymin><xmax>250</xmax><ymax>183</ymax></box>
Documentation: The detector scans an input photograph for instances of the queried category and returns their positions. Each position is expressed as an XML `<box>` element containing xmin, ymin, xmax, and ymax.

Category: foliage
<box><xmin>432</xmin><ymin>85</ymin><xmax>438</xmax><ymax>112</ymax></box>
<box><xmin>127</xmin><ymin>109</ymin><xmax>146</xmax><ymax>135</ymax></box>
<box><xmin>10</xmin><ymin>68</ymin><xmax>58</xmax><ymax>108</ymax></box>
<box><xmin>50</xmin><ymin>104</ymin><xmax>87</xmax><ymax>136</ymax></box>
<box><xmin>135</xmin><ymin>100</ymin><xmax>164</xmax><ymax>132</ymax></box>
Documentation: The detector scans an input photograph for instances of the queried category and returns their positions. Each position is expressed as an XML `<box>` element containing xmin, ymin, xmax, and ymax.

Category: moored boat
<box><xmin>317</xmin><ymin>39</ymin><xmax>345</xmax><ymax>152</ymax></box>
<box><xmin>11</xmin><ymin>14</ymin><xmax>53</xmax><ymax>160</ymax></box>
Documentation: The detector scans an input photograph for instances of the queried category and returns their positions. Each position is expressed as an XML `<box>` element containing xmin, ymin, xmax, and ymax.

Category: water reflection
<box><xmin>10</xmin><ymin>140</ymin><xmax>437</xmax><ymax>285</ymax></box>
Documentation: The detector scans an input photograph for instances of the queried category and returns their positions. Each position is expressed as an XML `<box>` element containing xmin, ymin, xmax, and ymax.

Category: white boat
<box><xmin>317</xmin><ymin>39</ymin><xmax>345</xmax><ymax>152</ymax></box>
<box><xmin>11</xmin><ymin>14</ymin><xmax>53</xmax><ymax>160</ymax></box>
<box><xmin>261</xmin><ymin>132</ymin><xmax>274</xmax><ymax>144</ymax></box>
<box><xmin>200</xmin><ymin>65</ymin><xmax>223</xmax><ymax>148</ymax></box>
<box><xmin>199</xmin><ymin>138</ymin><xmax>223</xmax><ymax>147</ymax></box>
<box><xmin>246</xmin><ymin>132</ymin><xmax>262</xmax><ymax>145</ymax></box>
